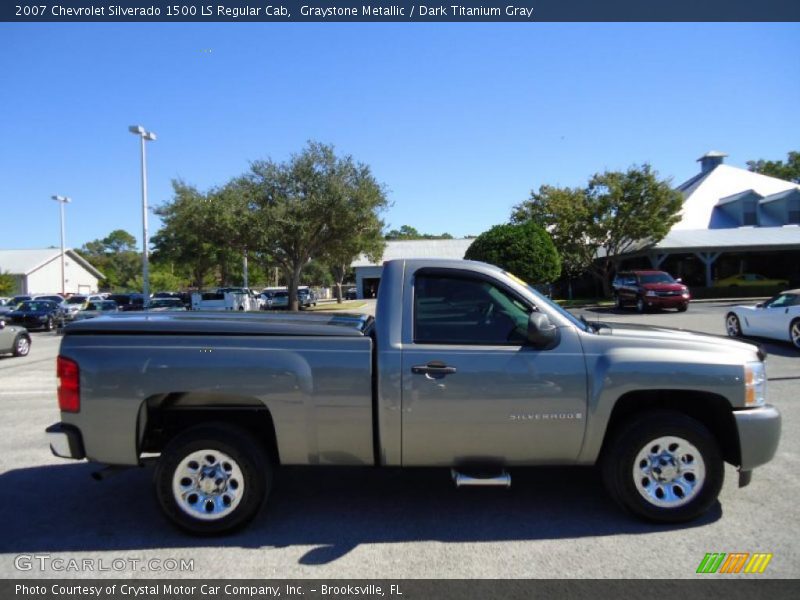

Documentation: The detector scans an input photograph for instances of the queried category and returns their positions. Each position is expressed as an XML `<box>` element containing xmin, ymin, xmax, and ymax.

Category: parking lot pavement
<box><xmin>1</xmin><ymin>306</ymin><xmax>798</xmax><ymax>579</ymax></box>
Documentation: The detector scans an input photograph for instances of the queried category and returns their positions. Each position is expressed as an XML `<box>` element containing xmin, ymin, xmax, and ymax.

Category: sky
<box><xmin>1</xmin><ymin>22</ymin><xmax>799</xmax><ymax>252</ymax></box>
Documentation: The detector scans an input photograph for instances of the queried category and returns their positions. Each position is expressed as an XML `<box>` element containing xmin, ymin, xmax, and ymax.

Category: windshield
<box><xmin>639</xmin><ymin>273</ymin><xmax>676</xmax><ymax>284</ymax></box>
<box><xmin>766</xmin><ymin>293</ymin><xmax>799</xmax><ymax>308</ymax></box>
<box><xmin>66</xmin><ymin>296</ymin><xmax>86</xmax><ymax>304</ymax></box>
<box><xmin>19</xmin><ymin>301</ymin><xmax>54</xmax><ymax>311</ymax></box>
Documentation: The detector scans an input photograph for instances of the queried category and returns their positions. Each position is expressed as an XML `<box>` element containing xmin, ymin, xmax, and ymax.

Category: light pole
<box><xmin>51</xmin><ymin>195</ymin><xmax>71</xmax><ymax>296</ymax></box>
<box><xmin>129</xmin><ymin>125</ymin><xmax>156</xmax><ymax>308</ymax></box>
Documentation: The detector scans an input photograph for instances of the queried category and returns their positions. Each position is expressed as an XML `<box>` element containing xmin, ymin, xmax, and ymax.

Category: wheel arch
<box><xmin>139</xmin><ymin>392</ymin><xmax>280</xmax><ymax>465</ymax></box>
<box><xmin>599</xmin><ymin>389</ymin><xmax>740</xmax><ymax>467</ymax></box>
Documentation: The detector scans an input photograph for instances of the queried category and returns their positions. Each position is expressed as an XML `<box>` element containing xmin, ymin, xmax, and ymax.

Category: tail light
<box><xmin>57</xmin><ymin>356</ymin><xmax>80</xmax><ymax>412</ymax></box>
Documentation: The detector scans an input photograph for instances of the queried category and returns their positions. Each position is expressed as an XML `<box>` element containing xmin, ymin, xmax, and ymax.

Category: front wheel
<box><xmin>636</xmin><ymin>297</ymin><xmax>646</xmax><ymax>314</ymax></box>
<box><xmin>726</xmin><ymin>313</ymin><xmax>742</xmax><ymax>337</ymax></box>
<box><xmin>45</xmin><ymin>316</ymin><xmax>54</xmax><ymax>331</ymax></box>
<box><xmin>154</xmin><ymin>424</ymin><xmax>271</xmax><ymax>535</ymax></box>
<box><xmin>677</xmin><ymin>303</ymin><xmax>688</xmax><ymax>312</ymax></box>
<box><xmin>601</xmin><ymin>411</ymin><xmax>723</xmax><ymax>523</ymax></box>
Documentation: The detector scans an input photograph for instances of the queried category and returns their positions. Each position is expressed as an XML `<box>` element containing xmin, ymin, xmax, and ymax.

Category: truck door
<box><xmin>400</xmin><ymin>270</ymin><xmax>588</xmax><ymax>466</ymax></box>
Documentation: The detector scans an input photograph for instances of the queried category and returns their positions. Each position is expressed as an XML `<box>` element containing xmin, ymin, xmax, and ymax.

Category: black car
<box><xmin>4</xmin><ymin>300</ymin><xmax>62</xmax><ymax>331</ymax></box>
<box><xmin>108</xmin><ymin>293</ymin><xmax>145</xmax><ymax>311</ymax></box>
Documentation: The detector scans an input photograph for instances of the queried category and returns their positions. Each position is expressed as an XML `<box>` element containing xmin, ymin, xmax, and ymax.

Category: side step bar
<box><xmin>451</xmin><ymin>468</ymin><xmax>511</xmax><ymax>488</ymax></box>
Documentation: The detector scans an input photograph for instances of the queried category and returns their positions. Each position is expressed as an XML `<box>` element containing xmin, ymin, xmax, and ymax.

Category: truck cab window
<box><xmin>414</xmin><ymin>274</ymin><xmax>531</xmax><ymax>345</ymax></box>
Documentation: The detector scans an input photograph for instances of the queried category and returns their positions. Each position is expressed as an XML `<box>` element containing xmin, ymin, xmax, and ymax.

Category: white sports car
<box><xmin>725</xmin><ymin>289</ymin><xmax>800</xmax><ymax>349</ymax></box>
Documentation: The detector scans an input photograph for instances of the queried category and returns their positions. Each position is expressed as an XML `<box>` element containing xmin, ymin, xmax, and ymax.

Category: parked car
<box><xmin>0</xmin><ymin>297</ymin><xmax>19</xmax><ymax>316</ymax></box>
<box><xmin>71</xmin><ymin>300</ymin><xmax>119</xmax><ymax>322</ymax></box>
<box><xmin>714</xmin><ymin>273</ymin><xmax>790</xmax><ymax>288</ymax></box>
<box><xmin>4</xmin><ymin>300</ymin><xmax>62</xmax><ymax>330</ymax></box>
<box><xmin>62</xmin><ymin>295</ymin><xmax>89</xmax><ymax>320</ymax></box>
<box><xmin>149</xmin><ymin>298</ymin><xmax>186</xmax><ymax>311</ymax></box>
<box><xmin>108</xmin><ymin>293</ymin><xmax>145</xmax><ymax>312</ymax></box>
<box><xmin>0</xmin><ymin>320</ymin><xmax>30</xmax><ymax>357</ymax></box>
<box><xmin>613</xmin><ymin>270</ymin><xmax>691</xmax><ymax>313</ymax></box>
<box><xmin>271</xmin><ymin>290</ymin><xmax>289</xmax><ymax>309</ymax></box>
<box><xmin>726</xmin><ymin>289</ymin><xmax>800</xmax><ymax>349</ymax></box>
<box><xmin>345</xmin><ymin>287</ymin><xmax>358</xmax><ymax>300</ymax></box>
<box><xmin>298</xmin><ymin>287</ymin><xmax>317</xmax><ymax>308</ymax></box>
<box><xmin>259</xmin><ymin>291</ymin><xmax>275</xmax><ymax>310</ymax></box>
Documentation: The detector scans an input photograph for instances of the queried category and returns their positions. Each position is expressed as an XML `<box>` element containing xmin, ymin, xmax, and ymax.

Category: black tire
<box><xmin>601</xmin><ymin>410</ymin><xmax>723</xmax><ymax>523</ymax></box>
<box><xmin>13</xmin><ymin>334</ymin><xmax>31</xmax><ymax>357</ymax></box>
<box><xmin>636</xmin><ymin>296</ymin><xmax>646</xmax><ymax>314</ymax></box>
<box><xmin>614</xmin><ymin>295</ymin><xmax>624</xmax><ymax>310</ymax></box>
<box><xmin>677</xmin><ymin>303</ymin><xmax>688</xmax><ymax>312</ymax></box>
<box><xmin>45</xmin><ymin>316</ymin><xmax>54</xmax><ymax>331</ymax></box>
<box><xmin>154</xmin><ymin>424</ymin><xmax>271</xmax><ymax>535</ymax></box>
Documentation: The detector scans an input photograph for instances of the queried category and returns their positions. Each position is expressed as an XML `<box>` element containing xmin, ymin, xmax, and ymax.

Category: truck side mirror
<box><xmin>527</xmin><ymin>312</ymin><xmax>559</xmax><ymax>349</ymax></box>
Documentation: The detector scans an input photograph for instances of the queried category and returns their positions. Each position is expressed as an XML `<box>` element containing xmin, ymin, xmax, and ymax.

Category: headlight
<box><xmin>645</xmin><ymin>290</ymin><xmax>657</xmax><ymax>297</ymax></box>
<box><xmin>744</xmin><ymin>361</ymin><xmax>767</xmax><ymax>407</ymax></box>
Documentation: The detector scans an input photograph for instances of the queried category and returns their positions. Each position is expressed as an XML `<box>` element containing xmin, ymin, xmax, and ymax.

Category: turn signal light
<box><xmin>57</xmin><ymin>356</ymin><xmax>80</xmax><ymax>413</ymax></box>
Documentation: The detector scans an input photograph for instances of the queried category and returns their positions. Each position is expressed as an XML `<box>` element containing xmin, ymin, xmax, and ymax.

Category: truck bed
<box><xmin>60</xmin><ymin>311</ymin><xmax>375</xmax><ymax>466</ymax></box>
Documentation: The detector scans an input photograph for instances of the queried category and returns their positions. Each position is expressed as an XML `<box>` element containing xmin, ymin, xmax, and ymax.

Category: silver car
<box><xmin>0</xmin><ymin>320</ymin><xmax>31</xmax><ymax>357</ymax></box>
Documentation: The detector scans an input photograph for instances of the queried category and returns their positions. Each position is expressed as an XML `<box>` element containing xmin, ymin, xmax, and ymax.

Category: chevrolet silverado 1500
<box><xmin>47</xmin><ymin>259</ymin><xmax>781</xmax><ymax>534</ymax></box>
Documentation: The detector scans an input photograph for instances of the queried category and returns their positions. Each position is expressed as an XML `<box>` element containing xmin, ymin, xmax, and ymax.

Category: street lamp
<box><xmin>128</xmin><ymin>125</ymin><xmax>156</xmax><ymax>308</ymax></box>
<box><xmin>50</xmin><ymin>195</ymin><xmax>71</xmax><ymax>296</ymax></box>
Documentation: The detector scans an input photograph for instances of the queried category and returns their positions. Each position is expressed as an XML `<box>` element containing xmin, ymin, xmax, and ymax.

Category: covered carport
<box><xmin>622</xmin><ymin>228</ymin><xmax>800</xmax><ymax>288</ymax></box>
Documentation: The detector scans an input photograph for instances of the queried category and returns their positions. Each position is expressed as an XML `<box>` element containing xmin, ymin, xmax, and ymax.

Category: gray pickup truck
<box><xmin>47</xmin><ymin>259</ymin><xmax>781</xmax><ymax>534</ymax></box>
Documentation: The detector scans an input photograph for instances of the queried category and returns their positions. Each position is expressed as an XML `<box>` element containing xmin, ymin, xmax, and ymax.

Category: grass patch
<box><xmin>555</xmin><ymin>298</ymin><xmax>614</xmax><ymax>308</ymax></box>
<box><xmin>305</xmin><ymin>301</ymin><xmax>367</xmax><ymax>312</ymax></box>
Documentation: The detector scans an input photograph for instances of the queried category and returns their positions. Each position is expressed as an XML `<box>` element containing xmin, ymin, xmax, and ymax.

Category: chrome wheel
<box><xmin>636</xmin><ymin>297</ymin><xmax>645</xmax><ymax>313</ymax></box>
<box><xmin>14</xmin><ymin>336</ymin><xmax>30</xmax><ymax>357</ymax></box>
<box><xmin>172</xmin><ymin>449</ymin><xmax>245</xmax><ymax>521</ymax></box>
<box><xmin>791</xmin><ymin>320</ymin><xmax>800</xmax><ymax>349</ymax></box>
<box><xmin>633</xmin><ymin>436</ymin><xmax>706</xmax><ymax>508</ymax></box>
<box><xmin>726</xmin><ymin>314</ymin><xmax>741</xmax><ymax>337</ymax></box>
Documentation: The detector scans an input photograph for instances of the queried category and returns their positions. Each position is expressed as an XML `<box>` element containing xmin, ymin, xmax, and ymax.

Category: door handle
<box><xmin>412</xmin><ymin>362</ymin><xmax>457</xmax><ymax>376</ymax></box>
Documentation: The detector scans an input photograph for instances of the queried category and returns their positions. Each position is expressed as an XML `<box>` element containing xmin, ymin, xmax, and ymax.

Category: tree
<box><xmin>512</xmin><ymin>185</ymin><xmax>596</xmax><ymax>298</ymax></box>
<box><xmin>0</xmin><ymin>270</ymin><xmax>16</xmax><ymax>296</ymax></box>
<box><xmin>385</xmin><ymin>225</ymin><xmax>453</xmax><ymax>240</ymax></box>
<box><xmin>248</xmin><ymin>141</ymin><xmax>388</xmax><ymax>310</ymax></box>
<box><xmin>747</xmin><ymin>151</ymin><xmax>800</xmax><ymax>184</ymax></box>
<box><xmin>513</xmin><ymin>164</ymin><xmax>683</xmax><ymax>297</ymax></box>
<box><xmin>78</xmin><ymin>229</ymin><xmax>141</xmax><ymax>290</ymax></box>
<box><xmin>583</xmin><ymin>165</ymin><xmax>683</xmax><ymax>296</ymax></box>
<box><xmin>464</xmin><ymin>222</ymin><xmax>561</xmax><ymax>284</ymax></box>
<box><xmin>152</xmin><ymin>182</ymin><xmax>233</xmax><ymax>289</ymax></box>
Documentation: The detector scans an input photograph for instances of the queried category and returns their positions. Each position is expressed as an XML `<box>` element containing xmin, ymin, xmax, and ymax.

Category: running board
<box><xmin>451</xmin><ymin>468</ymin><xmax>511</xmax><ymax>488</ymax></box>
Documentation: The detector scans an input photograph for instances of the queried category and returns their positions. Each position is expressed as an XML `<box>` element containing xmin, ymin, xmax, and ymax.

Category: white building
<box><xmin>351</xmin><ymin>238</ymin><xmax>475</xmax><ymax>298</ymax></box>
<box><xmin>0</xmin><ymin>248</ymin><xmax>103</xmax><ymax>296</ymax></box>
<box><xmin>622</xmin><ymin>152</ymin><xmax>800</xmax><ymax>287</ymax></box>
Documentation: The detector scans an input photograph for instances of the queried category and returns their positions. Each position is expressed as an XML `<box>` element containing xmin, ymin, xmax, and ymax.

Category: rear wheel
<box><xmin>13</xmin><ymin>334</ymin><xmax>30</xmax><ymax>357</ymax></box>
<box><xmin>726</xmin><ymin>313</ymin><xmax>742</xmax><ymax>337</ymax></box>
<box><xmin>601</xmin><ymin>411</ymin><xmax>723</xmax><ymax>523</ymax></box>
<box><xmin>155</xmin><ymin>424</ymin><xmax>271</xmax><ymax>534</ymax></box>
<box><xmin>790</xmin><ymin>319</ymin><xmax>800</xmax><ymax>350</ymax></box>
<box><xmin>636</xmin><ymin>297</ymin><xmax>646</xmax><ymax>314</ymax></box>
<box><xmin>45</xmin><ymin>316</ymin><xmax>54</xmax><ymax>331</ymax></box>
<box><xmin>614</xmin><ymin>295</ymin><xmax>624</xmax><ymax>310</ymax></box>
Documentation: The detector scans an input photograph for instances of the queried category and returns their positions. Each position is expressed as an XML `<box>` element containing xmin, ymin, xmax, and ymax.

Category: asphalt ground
<box><xmin>1</xmin><ymin>301</ymin><xmax>798</xmax><ymax>579</ymax></box>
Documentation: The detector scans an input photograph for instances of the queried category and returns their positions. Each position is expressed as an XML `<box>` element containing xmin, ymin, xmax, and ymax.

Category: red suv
<box><xmin>612</xmin><ymin>270</ymin><xmax>691</xmax><ymax>313</ymax></box>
